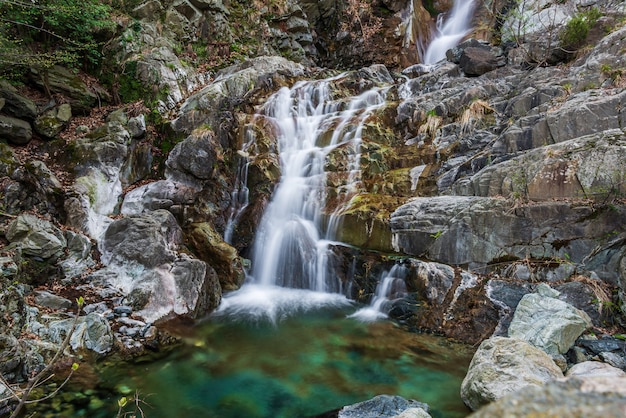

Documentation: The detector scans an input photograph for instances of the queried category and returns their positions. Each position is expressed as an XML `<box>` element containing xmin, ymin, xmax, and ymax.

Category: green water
<box><xmin>97</xmin><ymin>307</ymin><xmax>474</xmax><ymax>418</ymax></box>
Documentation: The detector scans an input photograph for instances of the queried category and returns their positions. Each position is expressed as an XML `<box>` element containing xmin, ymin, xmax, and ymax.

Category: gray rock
<box><xmin>459</xmin><ymin>47</ymin><xmax>501</xmax><ymax>76</ymax></box>
<box><xmin>468</xmin><ymin>377</ymin><xmax>626</xmax><ymax>417</ymax></box>
<box><xmin>29</xmin><ymin>66</ymin><xmax>104</xmax><ymax>114</ymax></box>
<box><xmin>0</xmin><ymin>256</ymin><xmax>18</xmax><ymax>277</ymax></box>
<box><xmin>128</xmin><ymin>114</ymin><xmax>146</xmax><ymax>138</ymax></box>
<box><xmin>0</xmin><ymin>114</ymin><xmax>32</xmax><ymax>145</ymax></box>
<box><xmin>508</xmin><ymin>284</ymin><xmax>592</xmax><ymax>356</ymax></box>
<box><xmin>6</xmin><ymin>214</ymin><xmax>67</xmax><ymax>259</ymax></box>
<box><xmin>48</xmin><ymin>313</ymin><xmax>114</xmax><ymax>354</ymax></box>
<box><xmin>566</xmin><ymin>361</ymin><xmax>626</xmax><ymax>378</ymax></box>
<box><xmin>33</xmin><ymin>103</ymin><xmax>72</xmax><ymax>139</ymax></box>
<box><xmin>461</xmin><ymin>336</ymin><xmax>564</xmax><ymax>411</ymax></box>
<box><xmin>34</xmin><ymin>291</ymin><xmax>73</xmax><ymax>310</ymax></box>
<box><xmin>101</xmin><ymin>209</ymin><xmax>182</xmax><ymax>268</ymax></box>
<box><xmin>339</xmin><ymin>395</ymin><xmax>429</xmax><ymax>418</ymax></box>
<box><xmin>0</xmin><ymin>79</ymin><xmax>37</xmax><ymax>120</ymax></box>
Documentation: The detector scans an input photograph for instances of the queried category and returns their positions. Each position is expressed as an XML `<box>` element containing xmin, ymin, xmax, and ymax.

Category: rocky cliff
<box><xmin>1</xmin><ymin>0</ymin><xmax>626</xmax><ymax>416</ymax></box>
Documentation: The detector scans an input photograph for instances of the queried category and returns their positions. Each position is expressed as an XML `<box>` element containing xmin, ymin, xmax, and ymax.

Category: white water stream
<box><xmin>218</xmin><ymin>76</ymin><xmax>390</xmax><ymax>322</ymax></box>
<box><xmin>423</xmin><ymin>0</ymin><xmax>476</xmax><ymax>64</ymax></box>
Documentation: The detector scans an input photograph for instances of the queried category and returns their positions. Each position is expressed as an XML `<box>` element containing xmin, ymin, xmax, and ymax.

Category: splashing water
<box><xmin>219</xmin><ymin>76</ymin><xmax>389</xmax><ymax>322</ymax></box>
<box><xmin>349</xmin><ymin>264</ymin><xmax>409</xmax><ymax>322</ymax></box>
<box><xmin>423</xmin><ymin>0</ymin><xmax>476</xmax><ymax>64</ymax></box>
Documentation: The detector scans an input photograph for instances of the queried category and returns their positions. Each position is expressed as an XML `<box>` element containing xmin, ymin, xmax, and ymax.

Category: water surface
<box><xmin>101</xmin><ymin>307</ymin><xmax>474</xmax><ymax>418</ymax></box>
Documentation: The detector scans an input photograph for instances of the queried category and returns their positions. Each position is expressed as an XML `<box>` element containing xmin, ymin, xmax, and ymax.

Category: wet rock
<box><xmin>172</xmin><ymin>56</ymin><xmax>305</xmax><ymax>134</ymax></box>
<box><xmin>338</xmin><ymin>395</ymin><xmax>430</xmax><ymax>418</ymax></box>
<box><xmin>461</xmin><ymin>336</ymin><xmax>564</xmax><ymax>411</ymax></box>
<box><xmin>186</xmin><ymin>222</ymin><xmax>245</xmax><ymax>291</ymax></box>
<box><xmin>508</xmin><ymin>284</ymin><xmax>592</xmax><ymax>356</ymax></box>
<box><xmin>0</xmin><ymin>114</ymin><xmax>32</xmax><ymax>145</ymax></box>
<box><xmin>468</xmin><ymin>377</ymin><xmax>626</xmax><ymax>417</ymax></box>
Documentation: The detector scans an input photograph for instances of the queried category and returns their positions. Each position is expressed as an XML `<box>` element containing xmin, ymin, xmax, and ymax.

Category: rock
<box><xmin>48</xmin><ymin>313</ymin><xmax>114</xmax><ymax>354</ymax></box>
<box><xmin>0</xmin><ymin>114</ymin><xmax>32</xmax><ymax>145</ymax></box>
<box><xmin>165</xmin><ymin>131</ymin><xmax>220</xmax><ymax>186</ymax></box>
<box><xmin>59</xmin><ymin>230</ymin><xmax>96</xmax><ymax>280</ymax></box>
<box><xmin>186</xmin><ymin>222</ymin><xmax>245</xmax><ymax>291</ymax></box>
<box><xmin>566</xmin><ymin>361</ymin><xmax>626</xmax><ymax>378</ymax></box>
<box><xmin>469</xmin><ymin>377</ymin><xmax>626</xmax><ymax>417</ymax></box>
<box><xmin>33</xmin><ymin>103</ymin><xmax>72</xmax><ymax>139</ymax></box>
<box><xmin>127</xmin><ymin>114</ymin><xmax>146</xmax><ymax>138</ymax></box>
<box><xmin>578</xmin><ymin>336</ymin><xmax>626</xmax><ymax>355</ymax></box>
<box><xmin>390</xmin><ymin>196</ymin><xmax>626</xmax><ymax>282</ymax></box>
<box><xmin>120</xmin><ymin>180</ymin><xmax>197</xmax><ymax>216</ymax></box>
<box><xmin>172</xmin><ymin>56</ymin><xmax>305</xmax><ymax>134</ymax></box>
<box><xmin>101</xmin><ymin>210</ymin><xmax>182</xmax><ymax>268</ymax></box>
<box><xmin>34</xmin><ymin>291</ymin><xmax>73</xmax><ymax>310</ymax></box>
<box><xmin>460</xmin><ymin>336</ymin><xmax>564</xmax><ymax>411</ymax></box>
<box><xmin>508</xmin><ymin>284</ymin><xmax>592</xmax><ymax>356</ymax></box>
<box><xmin>6</xmin><ymin>214</ymin><xmax>67</xmax><ymax>259</ymax></box>
<box><xmin>459</xmin><ymin>47</ymin><xmax>501</xmax><ymax>76</ymax></box>
<box><xmin>0</xmin><ymin>256</ymin><xmax>18</xmax><ymax>277</ymax></box>
<box><xmin>0</xmin><ymin>79</ymin><xmax>37</xmax><ymax>120</ymax></box>
<box><xmin>29</xmin><ymin>66</ymin><xmax>104</xmax><ymax>114</ymax></box>
<box><xmin>338</xmin><ymin>395</ymin><xmax>429</xmax><ymax>418</ymax></box>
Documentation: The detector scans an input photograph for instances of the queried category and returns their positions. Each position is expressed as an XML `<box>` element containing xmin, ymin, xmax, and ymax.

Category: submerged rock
<box><xmin>338</xmin><ymin>395</ymin><xmax>430</xmax><ymax>418</ymax></box>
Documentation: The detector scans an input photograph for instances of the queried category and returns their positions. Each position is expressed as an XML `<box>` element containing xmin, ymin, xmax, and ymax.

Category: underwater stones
<box><xmin>508</xmin><ymin>284</ymin><xmax>592</xmax><ymax>356</ymax></box>
<box><xmin>460</xmin><ymin>336</ymin><xmax>564</xmax><ymax>411</ymax></box>
<box><xmin>338</xmin><ymin>395</ymin><xmax>430</xmax><ymax>418</ymax></box>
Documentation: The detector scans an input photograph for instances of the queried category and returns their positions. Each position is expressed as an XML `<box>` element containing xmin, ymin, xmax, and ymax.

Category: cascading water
<box><xmin>349</xmin><ymin>264</ymin><xmax>409</xmax><ymax>322</ymax></box>
<box><xmin>218</xmin><ymin>76</ymin><xmax>389</xmax><ymax>322</ymax></box>
<box><xmin>422</xmin><ymin>0</ymin><xmax>476</xmax><ymax>64</ymax></box>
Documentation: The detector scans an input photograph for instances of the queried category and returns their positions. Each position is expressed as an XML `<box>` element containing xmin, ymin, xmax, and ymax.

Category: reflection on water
<box><xmin>95</xmin><ymin>307</ymin><xmax>473</xmax><ymax>418</ymax></box>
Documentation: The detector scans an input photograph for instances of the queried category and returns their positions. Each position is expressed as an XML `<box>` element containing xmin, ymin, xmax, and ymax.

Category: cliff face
<box><xmin>1</xmin><ymin>0</ymin><xmax>626</xmax><ymax>413</ymax></box>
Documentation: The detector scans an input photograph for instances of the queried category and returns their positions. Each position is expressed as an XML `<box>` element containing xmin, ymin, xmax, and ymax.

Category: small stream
<box><xmin>95</xmin><ymin>308</ymin><xmax>474</xmax><ymax>418</ymax></box>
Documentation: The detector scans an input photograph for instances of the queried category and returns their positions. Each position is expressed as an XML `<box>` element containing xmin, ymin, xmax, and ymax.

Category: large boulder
<box><xmin>5</xmin><ymin>214</ymin><xmax>67</xmax><ymax>259</ymax></box>
<box><xmin>0</xmin><ymin>79</ymin><xmax>37</xmax><ymax>120</ymax></box>
<box><xmin>460</xmin><ymin>336</ymin><xmax>564</xmax><ymax>411</ymax></box>
<box><xmin>99</xmin><ymin>210</ymin><xmax>221</xmax><ymax>322</ymax></box>
<box><xmin>0</xmin><ymin>114</ymin><xmax>32</xmax><ymax>145</ymax></box>
<box><xmin>468</xmin><ymin>377</ymin><xmax>626</xmax><ymax>417</ymax></box>
<box><xmin>508</xmin><ymin>284</ymin><xmax>592</xmax><ymax>356</ymax></box>
<box><xmin>101</xmin><ymin>210</ymin><xmax>182</xmax><ymax>268</ymax></box>
<box><xmin>390</xmin><ymin>196</ymin><xmax>626</xmax><ymax>282</ymax></box>
<box><xmin>171</xmin><ymin>56</ymin><xmax>306</xmax><ymax>134</ymax></box>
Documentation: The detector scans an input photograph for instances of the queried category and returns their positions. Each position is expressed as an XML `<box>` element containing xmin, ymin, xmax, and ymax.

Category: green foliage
<box><xmin>560</xmin><ymin>7</ymin><xmax>601</xmax><ymax>51</ymax></box>
<box><xmin>0</xmin><ymin>0</ymin><xmax>114</xmax><ymax>77</ymax></box>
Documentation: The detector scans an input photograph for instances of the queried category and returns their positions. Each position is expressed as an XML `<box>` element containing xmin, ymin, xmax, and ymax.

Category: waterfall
<box><xmin>217</xmin><ymin>75</ymin><xmax>389</xmax><ymax>322</ymax></box>
<box><xmin>349</xmin><ymin>264</ymin><xmax>409</xmax><ymax>322</ymax></box>
<box><xmin>423</xmin><ymin>0</ymin><xmax>476</xmax><ymax>64</ymax></box>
